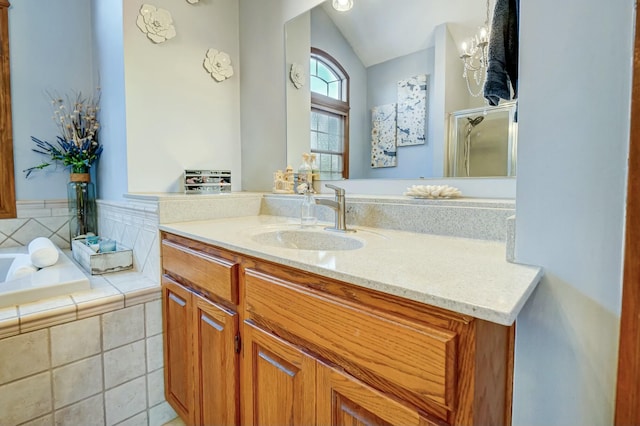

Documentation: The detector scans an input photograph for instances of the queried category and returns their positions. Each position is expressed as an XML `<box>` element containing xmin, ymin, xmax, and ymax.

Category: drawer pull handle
<box><xmin>168</xmin><ymin>293</ymin><xmax>186</xmax><ymax>307</ymax></box>
<box><xmin>201</xmin><ymin>314</ymin><xmax>224</xmax><ymax>332</ymax></box>
<box><xmin>259</xmin><ymin>351</ymin><xmax>296</xmax><ymax>377</ymax></box>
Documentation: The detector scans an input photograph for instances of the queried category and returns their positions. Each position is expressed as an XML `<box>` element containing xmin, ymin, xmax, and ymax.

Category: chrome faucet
<box><xmin>315</xmin><ymin>184</ymin><xmax>355</xmax><ymax>233</ymax></box>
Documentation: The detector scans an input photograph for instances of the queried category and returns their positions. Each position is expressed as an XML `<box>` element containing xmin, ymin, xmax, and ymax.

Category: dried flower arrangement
<box><xmin>24</xmin><ymin>90</ymin><xmax>102</xmax><ymax>177</ymax></box>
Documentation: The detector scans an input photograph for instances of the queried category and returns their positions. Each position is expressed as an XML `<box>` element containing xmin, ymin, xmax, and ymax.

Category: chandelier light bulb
<box><xmin>332</xmin><ymin>0</ymin><xmax>353</xmax><ymax>12</ymax></box>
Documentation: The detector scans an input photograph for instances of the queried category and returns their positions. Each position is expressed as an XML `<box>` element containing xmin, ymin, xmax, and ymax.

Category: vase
<box><xmin>68</xmin><ymin>172</ymin><xmax>97</xmax><ymax>243</ymax></box>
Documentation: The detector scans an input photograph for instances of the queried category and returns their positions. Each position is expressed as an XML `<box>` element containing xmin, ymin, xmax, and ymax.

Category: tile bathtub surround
<box><xmin>261</xmin><ymin>194</ymin><xmax>516</xmax><ymax>241</ymax></box>
<box><xmin>0</xmin><ymin>269</ymin><xmax>160</xmax><ymax>339</ymax></box>
<box><xmin>0</xmin><ymin>301</ymin><xmax>174</xmax><ymax>426</ymax></box>
<box><xmin>98</xmin><ymin>200</ymin><xmax>161</xmax><ymax>284</ymax></box>
<box><xmin>0</xmin><ymin>200</ymin><xmax>71</xmax><ymax>249</ymax></box>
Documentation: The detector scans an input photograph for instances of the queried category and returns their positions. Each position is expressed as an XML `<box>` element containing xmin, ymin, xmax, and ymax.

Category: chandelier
<box><xmin>332</xmin><ymin>0</ymin><xmax>353</xmax><ymax>12</ymax></box>
<box><xmin>459</xmin><ymin>0</ymin><xmax>491</xmax><ymax>97</ymax></box>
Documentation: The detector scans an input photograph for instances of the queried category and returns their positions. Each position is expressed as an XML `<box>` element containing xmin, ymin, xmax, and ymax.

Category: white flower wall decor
<box><xmin>290</xmin><ymin>63</ymin><xmax>305</xmax><ymax>89</ymax></box>
<box><xmin>186</xmin><ymin>0</ymin><xmax>199</xmax><ymax>3</ymax></box>
<box><xmin>136</xmin><ymin>4</ymin><xmax>176</xmax><ymax>44</ymax></box>
<box><xmin>203</xmin><ymin>49</ymin><xmax>234</xmax><ymax>82</ymax></box>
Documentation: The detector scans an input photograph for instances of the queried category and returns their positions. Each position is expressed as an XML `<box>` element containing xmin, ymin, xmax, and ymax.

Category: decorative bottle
<box><xmin>300</xmin><ymin>186</ymin><xmax>317</xmax><ymax>227</ymax></box>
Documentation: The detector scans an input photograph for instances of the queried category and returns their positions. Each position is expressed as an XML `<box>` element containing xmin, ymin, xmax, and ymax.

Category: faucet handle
<box><xmin>325</xmin><ymin>184</ymin><xmax>345</xmax><ymax>196</ymax></box>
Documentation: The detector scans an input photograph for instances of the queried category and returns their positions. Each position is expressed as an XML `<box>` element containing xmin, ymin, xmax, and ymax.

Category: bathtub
<box><xmin>0</xmin><ymin>246</ymin><xmax>90</xmax><ymax>308</ymax></box>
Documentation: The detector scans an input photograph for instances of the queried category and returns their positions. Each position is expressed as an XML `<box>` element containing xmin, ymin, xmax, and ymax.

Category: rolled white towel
<box><xmin>28</xmin><ymin>237</ymin><xmax>59</xmax><ymax>268</ymax></box>
<box><xmin>6</xmin><ymin>254</ymin><xmax>39</xmax><ymax>281</ymax></box>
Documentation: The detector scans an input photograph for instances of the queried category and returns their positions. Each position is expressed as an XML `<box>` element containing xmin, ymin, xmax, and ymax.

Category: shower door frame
<box><xmin>445</xmin><ymin>101</ymin><xmax>518</xmax><ymax>178</ymax></box>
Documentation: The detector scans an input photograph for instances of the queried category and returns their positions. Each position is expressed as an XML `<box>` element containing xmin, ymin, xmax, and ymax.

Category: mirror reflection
<box><xmin>285</xmin><ymin>0</ymin><xmax>517</xmax><ymax>180</ymax></box>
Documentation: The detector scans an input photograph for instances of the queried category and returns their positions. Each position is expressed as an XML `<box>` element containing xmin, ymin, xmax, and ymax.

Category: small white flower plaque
<box><xmin>290</xmin><ymin>63</ymin><xmax>305</xmax><ymax>89</ymax></box>
<box><xmin>203</xmin><ymin>49</ymin><xmax>234</xmax><ymax>82</ymax></box>
<box><xmin>136</xmin><ymin>4</ymin><xmax>177</xmax><ymax>44</ymax></box>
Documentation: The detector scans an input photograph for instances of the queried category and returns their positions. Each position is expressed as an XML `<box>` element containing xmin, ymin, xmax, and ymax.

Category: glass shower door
<box><xmin>446</xmin><ymin>101</ymin><xmax>517</xmax><ymax>177</ymax></box>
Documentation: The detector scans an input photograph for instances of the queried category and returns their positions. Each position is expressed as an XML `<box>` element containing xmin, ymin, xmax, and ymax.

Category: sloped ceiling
<box><xmin>320</xmin><ymin>0</ymin><xmax>487</xmax><ymax>67</ymax></box>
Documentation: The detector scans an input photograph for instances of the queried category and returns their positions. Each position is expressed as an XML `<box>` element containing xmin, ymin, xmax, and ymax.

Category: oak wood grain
<box><xmin>244</xmin><ymin>267</ymin><xmax>458</xmax><ymax>410</ymax></box>
<box><xmin>162</xmin><ymin>239</ymin><xmax>239</xmax><ymax>304</ymax></box>
<box><xmin>317</xmin><ymin>361</ymin><xmax>445</xmax><ymax>426</ymax></box>
<box><xmin>242</xmin><ymin>322</ymin><xmax>316</xmax><ymax>426</ymax></box>
<box><xmin>162</xmin><ymin>277</ymin><xmax>195</xmax><ymax>424</ymax></box>
<box><xmin>0</xmin><ymin>3</ymin><xmax>15</xmax><ymax>219</ymax></box>
<box><xmin>192</xmin><ymin>292</ymin><xmax>239</xmax><ymax>426</ymax></box>
<box><xmin>615</xmin><ymin>7</ymin><xmax>640</xmax><ymax>424</ymax></box>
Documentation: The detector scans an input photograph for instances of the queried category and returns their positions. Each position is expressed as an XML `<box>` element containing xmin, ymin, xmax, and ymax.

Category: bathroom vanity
<box><xmin>159</xmin><ymin>214</ymin><xmax>541</xmax><ymax>426</ymax></box>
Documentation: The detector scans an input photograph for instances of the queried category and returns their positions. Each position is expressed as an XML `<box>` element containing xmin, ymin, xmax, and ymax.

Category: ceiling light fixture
<box><xmin>459</xmin><ymin>0</ymin><xmax>491</xmax><ymax>97</ymax></box>
<box><xmin>332</xmin><ymin>0</ymin><xmax>353</xmax><ymax>12</ymax></box>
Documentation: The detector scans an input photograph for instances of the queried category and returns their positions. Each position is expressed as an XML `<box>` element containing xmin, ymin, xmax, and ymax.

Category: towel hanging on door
<box><xmin>484</xmin><ymin>0</ymin><xmax>519</xmax><ymax>106</ymax></box>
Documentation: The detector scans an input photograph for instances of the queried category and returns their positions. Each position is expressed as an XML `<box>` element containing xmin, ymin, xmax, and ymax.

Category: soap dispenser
<box><xmin>297</xmin><ymin>153</ymin><xmax>312</xmax><ymax>194</ymax></box>
<box><xmin>300</xmin><ymin>185</ymin><xmax>317</xmax><ymax>227</ymax></box>
<box><xmin>309</xmin><ymin>153</ymin><xmax>320</xmax><ymax>193</ymax></box>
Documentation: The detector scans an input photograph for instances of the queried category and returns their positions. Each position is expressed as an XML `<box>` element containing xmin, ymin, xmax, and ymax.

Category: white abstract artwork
<box><xmin>396</xmin><ymin>74</ymin><xmax>427</xmax><ymax>146</ymax></box>
<box><xmin>371</xmin><ymin>103</ymin><xmax>397</xmax><ymax>168</ymax></box>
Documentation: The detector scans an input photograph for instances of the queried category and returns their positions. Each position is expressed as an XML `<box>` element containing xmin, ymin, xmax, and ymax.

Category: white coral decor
<box><xmin>203</xmin><ymin>49</ymin><xmax>234</xmax><ymax>82</ymax></box>
<box><xmin>404</xmin><ymin>185</ymin><xmax>462</xmax><ymax>199</ymax></box>
<box><xmin>187</xmin><ymin>0</ymin><xmax>199</xmax><ymax>3</ymax></box>
<box><xmin>136</xmin><ymin>4</ymin><xmax>176</xmax><ymax>44</ymax></box>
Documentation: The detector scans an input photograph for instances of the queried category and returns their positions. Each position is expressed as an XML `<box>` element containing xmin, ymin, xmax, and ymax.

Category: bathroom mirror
<box><xmin>285</xmin><ymin>0</ymin><xmax>517</xmax><ymax>180</ymax></box>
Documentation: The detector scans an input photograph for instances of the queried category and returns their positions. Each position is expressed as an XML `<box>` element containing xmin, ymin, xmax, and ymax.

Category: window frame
<box><xmin>310</xmin><ymin>48</ymin><xmax>350</xmax><ymax>179</ymax></box>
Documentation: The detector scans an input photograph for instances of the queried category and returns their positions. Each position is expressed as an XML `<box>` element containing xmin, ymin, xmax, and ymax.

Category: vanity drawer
<box><xmin>162</xmin><ymin>239</ymin><xmax>238</xmax><ymax>304</ymax></box>
<box><xmin>243</xmin><ymin>268</ymin><xmax>458</xmax><ymax>412</ymax></box>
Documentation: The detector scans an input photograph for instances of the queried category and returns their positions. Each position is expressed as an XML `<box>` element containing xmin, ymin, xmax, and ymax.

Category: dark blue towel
<box><xmin>484</xmin><ymin>0</ymin><xmax>519</xmax><ymax>107</ymax></box>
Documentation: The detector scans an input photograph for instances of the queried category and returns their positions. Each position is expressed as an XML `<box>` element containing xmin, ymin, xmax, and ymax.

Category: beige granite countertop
<box><xmin>160</xmin><ymin>215</ymin><xmax>542</xmax><ymax>326</ymax></box>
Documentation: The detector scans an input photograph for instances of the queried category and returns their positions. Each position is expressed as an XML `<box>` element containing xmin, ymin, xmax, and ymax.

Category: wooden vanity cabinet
<box><xmin>161</xmin><ymin>232</ymin><xmax>514</xmax><ymax>426</ymax></box>
<box><xmin>161</xmin><ymin>234</ymin><xmax>241</xmax><ymax>426</ymax></box>
<box><xmin>162</xmin><ymin>278</ymin><xmax>194</xmax><ymax>423</ymax></box>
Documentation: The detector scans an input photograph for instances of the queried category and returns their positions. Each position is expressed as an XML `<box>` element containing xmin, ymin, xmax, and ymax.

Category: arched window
<box><xmin>310</xmin><ymin>48</ymin><xmax>349</xmax><ymax>180</ymax></box>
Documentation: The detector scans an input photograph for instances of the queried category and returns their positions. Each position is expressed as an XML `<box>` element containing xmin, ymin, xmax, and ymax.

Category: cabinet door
<box><xmin>192</xmin><ymin>293</ymin><xmax>239</xmax><ymax>426</ymax></box>
<box><xmin>242</xmin><ymin>322</ymin><xmax>316</xmax><ymax>426</ymax></box>
<box><xmin>162</xmin><ymin>278</ymin><xmax>195</xmax><ymax>424</ymax></box>
<box><xmin>317</xmin><ymin>362</ymin><xmax>444</xmax><ymax>426</ymax></box>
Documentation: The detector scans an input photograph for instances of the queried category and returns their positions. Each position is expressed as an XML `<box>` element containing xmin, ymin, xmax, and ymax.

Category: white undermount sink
<box><xmin>251</xmin><ymin>229</ymin><xmax>364</xmax><ymax>251</ymax></box>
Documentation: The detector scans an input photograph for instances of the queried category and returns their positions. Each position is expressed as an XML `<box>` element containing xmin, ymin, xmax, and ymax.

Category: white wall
<box><xmin>91</xmin><ymin>0</ymin><xmax>128</xmax><ymax>200</ymax></box>
<box><xmin>9</xmin><ymin>1</ymin><xmax>95</xmax><ymax>200</ymax></box>
<box><xmin>240</xmin><ymin>0</ymin><xmax>324</xmax><ymax>191</ymax></box>
<box><xmin>123</xmin><ymin>0</ymin><xmax>241</xmax><ymax>193</ymax></box>
<box><xmin>285</xmin><ymin>11</ymin><xmax>311</xmax><ymax>170</ymax></box>
<box><xmin>513</xmin><ymin>0</ymin><xmax>634</xmax><ymax>424</ymax></box>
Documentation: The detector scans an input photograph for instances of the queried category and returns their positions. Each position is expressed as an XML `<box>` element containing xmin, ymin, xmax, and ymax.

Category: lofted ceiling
<box><xmin>320</xmin><ymin>0</ymin><xmax>488</xmax><ymax>67</ymax></box>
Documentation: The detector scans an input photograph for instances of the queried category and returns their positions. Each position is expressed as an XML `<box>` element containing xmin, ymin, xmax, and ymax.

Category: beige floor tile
<box><xmin>149</xmin><ymin>401</ymin><xmax>177</xmax><ymax>426</ymax></box>
<box><xmin>114</xmin><ymin>412</ymin><xmax>147</xmax><ymax>426</ymax></box>
<box><xmin>162</xmin><ymin>417</ymin><xmax>185</xmax><ymax>426</ymax></box>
